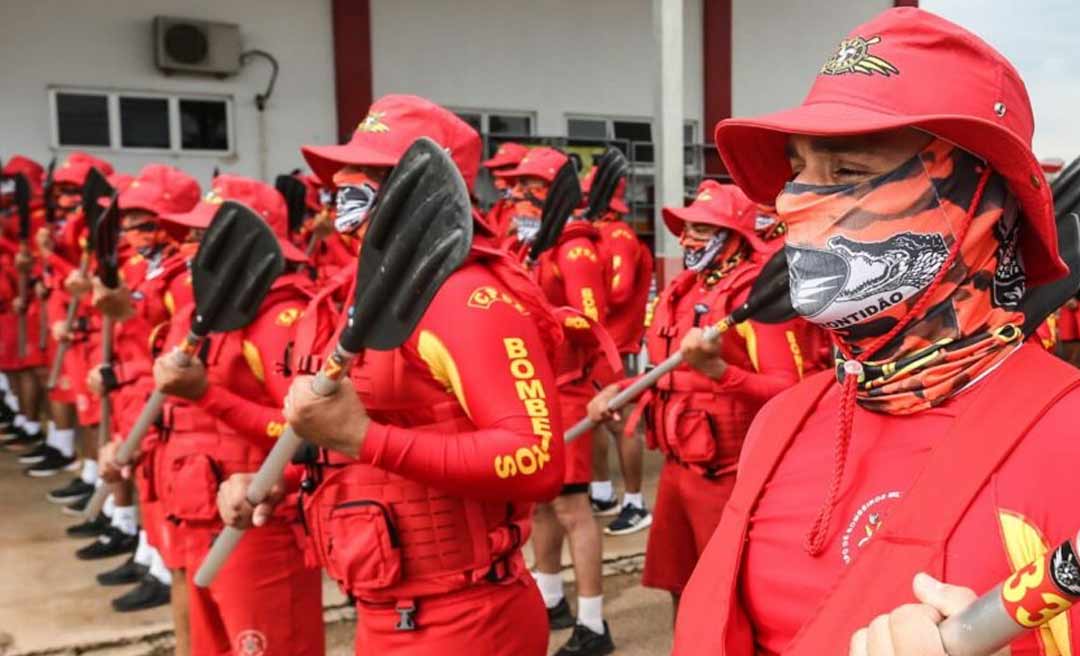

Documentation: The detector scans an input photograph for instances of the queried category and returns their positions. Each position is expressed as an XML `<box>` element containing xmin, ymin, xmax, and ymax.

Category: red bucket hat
<box><xmin>3</xmin><ymin>156</ymin><xmax>45</xmax><ymax>196</ymax></box>
<box><xmin>159</xmin><ymin>174</ymin><xmax>307</xmax><ymax>262</ymax></box>
<box><xmin>663</xmin><ymin>180</ymin><xmax>766</xmax><ymax>251</ymax></box>
<box><xmin>112</xmin><ymin>165</ymin><xmax>200</xmax><ymax>216</ymax></box>
<box><xmin>482</xmin><ymin>142</ymin><xmax>529</xmax><ymax>170</ymax></box>
<box><xmin>302</xmin><ymin>94</ymin><xmax>482</xmax><ymax>192</ymax></box>
<box><xmin>581</xmin><ymin>165</ymin><xmax>629</xmax><ymax>214</ymax></box>
<box><xmin>713</xmin><ymin>7</ymin><xmax>1064</xmax><ymax>285</ymax></box>
<box><xmin>494</xmin><ymin>147</ymin><xmax>568</xmax><ymax>184</ymax></box>
<box><xmin>52</xmin><ymin>152</ymin><xmax>115</xmax><ymax>187</ymax></box>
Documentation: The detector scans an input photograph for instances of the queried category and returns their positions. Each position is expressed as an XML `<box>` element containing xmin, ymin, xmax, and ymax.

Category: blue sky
<box><xmin>922</xmin><ymin>0</ymin><xmax>1080</xmax><ymax>164</ymax></box>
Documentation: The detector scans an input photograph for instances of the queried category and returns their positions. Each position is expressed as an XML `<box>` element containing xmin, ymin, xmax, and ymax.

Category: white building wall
<box><xmin>369</xmin><ymin>0</ymin><xmax>705</xmax><ymax>140</ymax></box>
<box><xmin>731</xmin><ymin>0</ymin><xmax>892</xmax><ymax>118</ymax></box>
<box><xmin>0</xmin><ymin>0</ymin><xmax>336</xmax><ymax>184</ymax></box>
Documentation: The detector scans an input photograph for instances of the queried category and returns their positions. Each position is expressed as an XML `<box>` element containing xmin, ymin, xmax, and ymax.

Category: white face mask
<box><xmin>682</xmin><ymin>230</ymin><xmax>728</xmax><ymax>272</ymax></box>
<box><xmin>334</xmin><ymin>182</ymin><xmax>378</xmax><ymax>234</ymax></box>
<box><xmin>515</xmin><ymin>216</ymin><xmax>542</xmax><ymax>244</ymax></box>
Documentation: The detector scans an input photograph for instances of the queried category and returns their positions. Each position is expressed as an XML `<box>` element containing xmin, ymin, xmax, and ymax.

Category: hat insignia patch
<box><xmin>356</xmin><ymin>111</ymin><xmax>390</xmax><ymax>134</ymax></box>
<box><xmin>820</xmin><ymin>35</ymin><xmax>898</xmax><ymax>77</ymax></box>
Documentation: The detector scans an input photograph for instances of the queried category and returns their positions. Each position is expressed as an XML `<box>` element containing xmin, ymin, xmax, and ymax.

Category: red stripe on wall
<box><xmin>331</xmin><ymin>0</ymin><xmax>373</xmax><ymax>144</ymax></box>
<box><xmin>702</xmin><ymin>0</ymin><xmax>732</xmax><ymax>175</ymax></box>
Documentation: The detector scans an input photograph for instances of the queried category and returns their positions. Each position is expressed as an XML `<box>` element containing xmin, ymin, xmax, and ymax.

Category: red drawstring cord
<box><xmin>802</xmin><ymin>167</ymin><xmax>992</xmax><ymax>557</ymax></box>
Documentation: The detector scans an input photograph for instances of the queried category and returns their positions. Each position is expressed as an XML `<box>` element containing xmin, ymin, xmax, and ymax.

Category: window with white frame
<box><xmin>566</xmin><ymin>116</ymin><xmax>699</xmax><ymax>166</ymax></box>
<box><xmin>50</xmin><ymin>88</ymin><xmax>233</xmax><ymax>154</ymax></box>
<box><xmin>450</xmin><ymin>108</ymin><xmax>535</xmax><ymax>137</ymax></box>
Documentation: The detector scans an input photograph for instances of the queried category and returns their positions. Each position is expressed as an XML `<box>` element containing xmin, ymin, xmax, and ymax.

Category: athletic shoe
<box><xmin>16</xmin><ymin>443</ymin><xmax>52</xmax><ymax>464</ymax></box>
<box><xmin>111</xmin><ymin>575</ymin><xmax>170</xmax><ymax>612</ymax></box>
<box><xmin>66</xmin><ymin>513</ymin><xmax>110</xmax><ymax>538</ymax></box>
<box><xmin>4</xmin><ymin>427</ymin><xmax>44</xmax><ymax>453</ymax></box>
<box><xmin>47</xmin><ymin>478</ymin><xmax>94</xmax><ymax>505</ymax></box>
<box><xmin>76</xmin><ymin>527</ymin><xmax>137</xmax><ymax>560</ymax></box>
<box><xmin>553</xmin><ymin>622</ymin><xmax>615</xmax><ymax>656</ymax></box>
<box><xmin>25</xmin><ymin>448</ymin><xmax>79</xmax><ymax>477</ymax></box>
<box><xmin>604</xmin><ymin>504</ymin><xmax>653</xmax><ymax>536</ymax></box>
<box><xmin>548</xmin><ymin>597</ymin><xmax>576</xmax><ymax>630</ymax></box>
<box><xmin>590</xmin><ymin>495</ymin><xmax>620</xmax><ymax>517</ymax></box>
<box><xmin>62</xmin><ymin>493</ymin><xmax>91</xmax><ymax>516</ymax></box>
<box><xmin>97</xmin><ymin>556</ymin><xmax>149</xmax><ymax>587</ymax></box>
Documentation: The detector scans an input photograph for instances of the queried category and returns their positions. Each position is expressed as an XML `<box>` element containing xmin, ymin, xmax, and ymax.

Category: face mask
<box><xmin>332</xmin><ymin>170</ymin><xmax>381</xmax><ymax>234</ymax></box>
<box><xmin>123</xmin><ymin>218</ymin><xmax>167</xmax><ymax>256</ymax></box>
<box><xmin>509</xmin><ymin>181</ymin><xmax>548</xmax><ymax>244</ymax></box>
<box><xmin>779</xmin><ymin>142</ymin><xmax>960</xmax><ymax>331</ymax></box>
<box><xmin>680</xmin><ymin>229</ymin><xmax>727</xmax><ymax>272</ymax></box>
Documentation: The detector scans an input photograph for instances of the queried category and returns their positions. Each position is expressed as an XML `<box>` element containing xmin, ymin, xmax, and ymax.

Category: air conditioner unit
<box><xmin>154</xmin><ymin>16</ymin><xmax>241</xmax><ymax>77</ymax></box>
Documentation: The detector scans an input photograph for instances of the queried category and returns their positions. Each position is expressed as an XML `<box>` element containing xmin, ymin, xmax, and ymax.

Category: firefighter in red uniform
<box><xmin>589</xmin><ymin>180</ymin><xmax>807</xmax><ymax>621</ymax></box>
<box><xmin>579</xmin><ymin>164</ymin><xmax>656</xmax><ymax>536</ymax></box>
<box><xmin>495</xmin><ymin>146</ymin><xmax>617</xmax><ymax>654</ymax></box>
<box><xmin>482</xmin><ymin>141</ymin><xmax>529</xmax><ymax>240</ymax></box>
<box><xmin>0</xmin><ymin>156</ymin><xmax>49</xmax><ymax>455</ymax></box>
<box><xmin>672</xmin><ymin>8</ymin><xmax>1080</xmax><ymax>656</ymax></box>
<box><xmin>123</xmin><ymin>175</ymin><xmax>324</xmax><ymax>655</ymax></box>
<box><xmin>216</xmin><ymin>94</ymin><xmax>565</xmax><ymax>656</ymax></box>
<box><xmin>86</xmin><ymin>164</ymin><xmax>201</xmax><ymax>621</ymax></box>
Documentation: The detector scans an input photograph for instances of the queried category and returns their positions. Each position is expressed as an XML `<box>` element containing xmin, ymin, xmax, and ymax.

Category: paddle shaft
<box><xmin>16</xmin><ymin>267</ymin><xmax>27</xmax><ymax>359</ymax></box>
<box><xmin>938</xmin><ymin>534</ymin><xmax>1080</xmax><ymax>655</ymax></box>
<box><xmin>565</xmin><ymin>321</ymin><xmax>728</xmax><ymax>442</ymax></box>
<box><xmin>46</xmin><ymin>253</ymin><xmax>90</xmax><ymax>389</ymax></box>
<box><xmin>194</xmin><ymin>346</ymin><xmax>357</xmax><ymax>588</ymax></box>
<box><xmin>97</xmin><ymin>316</ymin><xmax>114</xmax><ymax>447</ymax></box>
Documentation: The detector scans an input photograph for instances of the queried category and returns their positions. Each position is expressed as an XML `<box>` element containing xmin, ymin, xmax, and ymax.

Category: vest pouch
<box><xmin>164</xmin><ymin>452</ymin><xmax>222</xmax><ymax>522</ymax></box>
<box><xmin>325</xmin><ymin>500</ymin><xmax>403</xmax><ymax>593</ymax></box>
<box><xmin>666</xmin><ymin>395</ymin><xmax>719</xmax><ymax>466</ymax></box>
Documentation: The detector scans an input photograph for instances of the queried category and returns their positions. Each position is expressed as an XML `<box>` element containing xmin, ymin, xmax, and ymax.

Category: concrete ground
<box><xmin>0</xmin><ymin>435</ymin><xmax>671</xmax><ymax>655</ymax></box>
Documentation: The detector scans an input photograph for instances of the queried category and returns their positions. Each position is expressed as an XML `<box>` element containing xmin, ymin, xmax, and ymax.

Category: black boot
<box><xmin>97</xmin><ymin>556</ymin><xmax>150</xmax><ymax>586</ymax></box>
<box><xmin>76</xmin><ymin>527</ymin><xmax>137</xmax><ymax>560</ymax></box>
<box><xmin>111</xmin><ymin>575</ymin><xmax>170</xmax><ymax>612</ymax></box>
<box><xmin>553</xmin><ymin>622</ymin><xmax>615</xmax><ymax>656</ymax></box>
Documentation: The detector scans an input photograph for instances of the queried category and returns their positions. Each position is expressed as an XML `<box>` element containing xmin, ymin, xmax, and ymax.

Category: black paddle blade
<box><xmin>191</xmin><ymin>201</ymin><xmax>285</xmax><ymax>335</ymax></box>
<box><xmin>585</xmin><ymin>147</ymin><xmax>630</xmax><ymax>219</ymax></box>
<box><xmin>1053</xmin><ymin>156</ymin><xmax>1080</xmax><ymax>204</ymax></box>
<box><xmin>732</xmin><ymin>249</ymin><xmax>797</xmax><ymax>325</ymax></box>
<box><xmin>1023</xmin><ymin>211</ymin><xmax>1080</xmax><ymax>336</ymax></box>
<box><xmin>528</xmin><ymin>160</ymin><xmax>582</xmax><ymax>262</ymax></box>
<box><xmin>43</xmin><ymin>158</ymin><xmax>57</xmax><ymax>223</ymax></box>
<box><xmin>275</xmin><ymin>174</ymin><xmax>308</xmax><ymax>234</ymax></box>
<box><xmin>344</xmin><ymin>137</ymin><xmax>473</xmax><ymax>353</ymax></box>
<box><xmin>13</xmin><ymin>173</ymin><xmax>32</xmax><ymax>240</ymax></box>
<box><xmin>81</xmin><ymin>167</ymin><xmax>113</xmax><ymax>249</ymax></box>
<box><xmin>93</xmin><ymin>194</ymin><xmax>121</xmax><ymax>289</ymax></box>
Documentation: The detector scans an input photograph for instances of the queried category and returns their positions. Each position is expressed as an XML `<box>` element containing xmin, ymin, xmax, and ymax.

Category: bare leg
<box><xmin>531</xmin><ymin>502</ymin><xmax>565</xmax><ymax>574</ymax></box>
<box><xmin>552</xmin><ymin>493</ymin><xmax>603</xmax><ymax>598</ymax></box>
<box><xmin>80</xmin><ymin>423</ymin><xmax>99</xmax><ymax>461</ymax></box>
<box><xmin>50</xmin><ymin>401</ymin><xmax>75</xmax><ymax>430</ymax></box>
<box><xmin>171</xmin><ymin>569</ymin><xmax>191</xmax><ymax>656</ymax></box>
<box><xmin>111</xmin><ymin>478</ymin><xmax>134</xmax><ymax>506</ymax></box>
<box><xmin>591</xmin><ymin>424</ymin><xmax>612</xmax><ymax>484</ymax></box>
<box><xmin>16</xmin><ymin>370</ymin><xmax>43</xmax><ymax>421</ymax></box>
<box><xmin>612</xmin><ymin>418</ymin><xmax>644</xmax><ymax>496</ymax></box>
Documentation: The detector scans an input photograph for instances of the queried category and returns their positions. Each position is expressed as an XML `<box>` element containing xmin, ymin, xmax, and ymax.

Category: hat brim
<box><xmin>493</xmin><ymin>164</ymin><xmax>557</xmax><ymax>183</ymax></box>
<box><xmin>301</xmin><ymin>143</ymin><xmax>399</xmax><ymax>187</ymax></box>
<box><xmin>482</xmin><ymin>154</ymin><xmax>520</xmax><ymax>169</ymax></box>
<box><xmin>661</xmin><ymin>204</ymin><xmax>766</xmax><ymax>252</ymax></box>
<box><xmin>714</xmin><ymin>101</ymin><xmax>1064</xmax><ymax>285</ymax></box>
<box><xmin>159</xmin><ymin>202</ymin><xmax>308</xmax><ymax>262</ymax></box>
<box><xmin>105</xmin><ymin>185</ymin><xmax>160</xmax><ymax>214</ymax></box>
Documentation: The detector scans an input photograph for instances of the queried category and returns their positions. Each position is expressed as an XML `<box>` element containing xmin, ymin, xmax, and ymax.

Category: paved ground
<box><xmin>0</xmin><ymin>438</ymin><xmax>671</xmax><ymax>655</ymax></box>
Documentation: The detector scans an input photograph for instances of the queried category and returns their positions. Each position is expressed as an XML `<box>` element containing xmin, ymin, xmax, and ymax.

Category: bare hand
<box><xmin>680</xmin><ymin>327</ymin><xmax>728</xmax><ymax>379</ymax></box>
<box><xmin>848</xmin><ymin>573</ymin><xmax>994</xmax><ymax>656</ymax></box>
<box><xmin>153</xmin><ymin>351</ymin><xmax>208</xmax><ymax>401</ymax></box>
<box><xmin>217</xmin><ymin>473</ymin><xmax>285</xmax><ymax>529</ymax></box>
<box><xmin>91</xmin><ymin>278</ymin><xmax>134</xmax><ymax>320</ymax></box>
<box><xmin>35</xmin><ymin>227</ymin><xmax>53</xmax><ymax>254</ymax></box>
<box><xmin>587</xmin><ymin>383</ymin><xmax>622</xmax><ymax>423</ymax></box>
<box><xmin>14</xmin><ymin>248</ymin><xmax>32</xmax><ymax>273</ymax></box>
<box><xmin>283</xmin><ymin>376</ymin><xmax>370</xmax><ymax>458</ymax></box>
<box><xmin>51</xmin><ymin>320</ymin><xmax>73</xmax><ymax>343</ymax></box>
<box><xmin>311</xmin><ymin>208</ymin><xmax>335</xmax><ymax>238</ymax></box>
<box><xmin>86</xmin><ymin>365</ymin><xmax>104</xmax><ymax>398</ymax></box>
<box><xmin>12</xmin><ymin>296</ymin><xmax>27</xmax><ymax>314</ymax></box>
<box><xmin>98</xmin><ymin>440</ymin><xmax>128</xmax><ymax>483</ymax></box>
<box><xmin>63</xmin><ymin>270</ymin><xmax>91</xmax><ymax>297</ymax></box>
<box><xmin>34</xmin><ymin>280</ymin><xmax>48</xmax><ymax>299</ymax></box>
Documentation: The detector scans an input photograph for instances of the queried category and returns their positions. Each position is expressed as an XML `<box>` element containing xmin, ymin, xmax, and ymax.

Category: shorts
<box><xmin>353</xmin><ymin>575</ymin><xmax>547</xmax><ymax>656</ymax></box>
<box><xmin>558</xmin><ymin>389</ymin><xmax>592</xmax><ymax>487</ymax></box>
<box><xmin>642</xmin><ymin>460</ymin><xmax>735</xmax><ymax>595</ymax></box>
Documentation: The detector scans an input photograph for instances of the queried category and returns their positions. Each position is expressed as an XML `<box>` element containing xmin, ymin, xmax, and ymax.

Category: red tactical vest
<box><xmin>302</xmin><ymin>344</ymin><xmax>530</xmax><ymax>603</ymax></box>
<box><xmin>633</xmin><ymin>263</ymin><xmax>762</xmax><ymax>474</ymax></box>
<box><xmin>595</xmin><ymin>219</ymin><xmax>654</xmax><ymax>355</ymax></box>
<box><xmin>672</xmin><ymin>343</ymin><xmax>1080</xmax><ymax>655</ymax></box>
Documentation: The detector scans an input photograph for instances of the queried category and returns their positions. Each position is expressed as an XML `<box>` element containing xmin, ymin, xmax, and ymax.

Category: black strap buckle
<box><xmin>100</xmin><ymin>364</ymin><xmax>119</xmax><ymax>393</ymax></box>
<box><xmin>395</xmin><ymin>601</ymin><xmax>418</xmax><ymax>632</ymax></box>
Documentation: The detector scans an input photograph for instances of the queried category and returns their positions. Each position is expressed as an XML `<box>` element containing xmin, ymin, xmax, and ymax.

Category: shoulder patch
<box><xmin>466</xmin><ymin>285</ymin><xmax>529</xmax><ymax>315</ymax></box>
<box><xmin>275</xmin><ymin>307</ymin><xmax>302</xmax><ymax>327</ymax></box>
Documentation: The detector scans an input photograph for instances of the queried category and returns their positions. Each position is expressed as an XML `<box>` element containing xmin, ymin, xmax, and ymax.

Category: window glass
<box><xmin>119</xmin><ymin>97</ymin><xmax>170</xmax><ymax>149</ymax></box>
<box><xmin>179</xmin><ymin>99</ymin><xmax>229</xmax><ymax>151</ymax></box>
<box><xmin>489</xmin><ymin>114</ymin><xmax>530</xmax><ymax>136</ymax></box>
<box><xmin>56</xmin><ymin>93</ymin><xmax>110</xmax><ymax>147</ymax></box>
<box><xmin>455</xmin><ymin>112</ymin><xmax>483</xmax><ymax>134</ymax></box>
<box><xmin>568</xmin><ymin>118</ymin><xmax>608</xmax><ymax>140</ymax></box>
